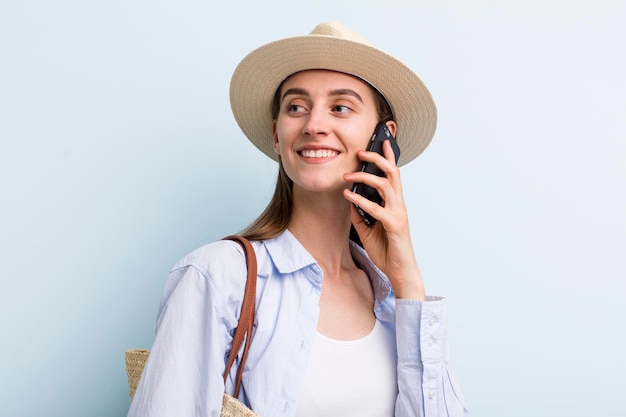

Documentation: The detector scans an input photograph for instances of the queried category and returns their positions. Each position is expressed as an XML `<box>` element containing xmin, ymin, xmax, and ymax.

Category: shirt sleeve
<box><xmin>127</xmin><ymin>241</ymin><xmax>248</xmax><ymax>417</ymax></box>
<box><xmin>394</xmin><ymin>296</ymin><xmax>469</xmax><ymax>417</ymax></box>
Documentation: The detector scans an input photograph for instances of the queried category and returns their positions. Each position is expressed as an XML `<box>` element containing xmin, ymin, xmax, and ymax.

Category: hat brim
<box><xmin>230</xmin><ymin>34</ymin><xmax>437</xmax><ymax>167</ymax></box>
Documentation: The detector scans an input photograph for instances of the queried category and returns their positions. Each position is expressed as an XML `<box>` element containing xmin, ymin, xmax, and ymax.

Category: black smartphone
<box><xmin>351</xmin><ymin>121</ymin><xmax>401</xmax><ymax>226</ymax></box>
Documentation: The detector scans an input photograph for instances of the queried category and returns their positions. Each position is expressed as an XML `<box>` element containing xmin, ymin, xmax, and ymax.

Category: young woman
<box><xmin>128</xmin><ymin>22</ymin><xmax>469</xmax><ymax>417</ymax></box>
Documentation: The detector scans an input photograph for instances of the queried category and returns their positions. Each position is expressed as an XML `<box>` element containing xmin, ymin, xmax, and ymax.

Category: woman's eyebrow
<box><xmin>329</xmin><ymin>89</ymin><xmax>363</xmax><ymax>103</ymax></box>
<box><xmin>281</xmin><ymin>88</ymin><xmax>309</xmax><ymax>101</ymax></box>
<box><xmin>281</xmin><ymin>88</ymin><xmax>363</xmax><ymax>103</ymax></box>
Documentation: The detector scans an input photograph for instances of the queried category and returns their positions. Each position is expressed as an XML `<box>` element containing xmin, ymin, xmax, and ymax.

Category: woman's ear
<box><xmin>272</xmin><ymin>120</ymin><xmax>280</xmax><ymax>155</ymax></box>
<box><xmin>385</xmin><ymin>120</ymin><xmax>397</xmax><ymax>138</ymax></box>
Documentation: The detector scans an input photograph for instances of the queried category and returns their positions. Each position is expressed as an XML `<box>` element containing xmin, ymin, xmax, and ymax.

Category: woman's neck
<box><xmin>288</xmin><ymin>189</ymin><xmax>356</xmax><ymax>275</ymax></box>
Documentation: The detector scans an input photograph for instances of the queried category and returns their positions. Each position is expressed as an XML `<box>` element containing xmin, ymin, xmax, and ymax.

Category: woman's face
<box><xmin>272</xmin><ymin>70</ymin><xmax>395</xmax><ymax>195</ymax></box>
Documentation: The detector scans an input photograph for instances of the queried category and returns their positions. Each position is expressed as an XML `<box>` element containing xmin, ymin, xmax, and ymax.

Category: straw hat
<box><xmin>229</xmin><ymin>21</ymin><xmax>437</xmax><ymax>167</ymax></box>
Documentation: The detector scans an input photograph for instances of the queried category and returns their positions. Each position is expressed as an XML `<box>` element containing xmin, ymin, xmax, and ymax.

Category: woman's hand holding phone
<box><xmin>343</xmin><ymin>125</ymin><xmax>425</xmax><ymax>300</ymax></box>
<box><xmin>350</xmin><ymin>122</ymin><xmax>400</xmax><ymax>226</ymax></box>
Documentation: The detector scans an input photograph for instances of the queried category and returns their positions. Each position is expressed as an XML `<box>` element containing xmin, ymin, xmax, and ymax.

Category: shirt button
<box><xmin>427</xmin><ymin>391</ymin><xmax>435</xmax><ymax>400</ymax></box>
<box><xmin>427</xmin><ymin>337</ymin><xmax>435</xmax><ymax>347</ymax></box>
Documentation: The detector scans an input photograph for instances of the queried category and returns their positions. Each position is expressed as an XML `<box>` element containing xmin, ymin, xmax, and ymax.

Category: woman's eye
<box><xmin>287</xmin><ymin>104</ymin><xmax>305</xmax><ymax>113</ymax></box>
<box><xmin>332</xmin><ymin>104</ymin><xmax>352</xmax><ymax>113</ymax></box>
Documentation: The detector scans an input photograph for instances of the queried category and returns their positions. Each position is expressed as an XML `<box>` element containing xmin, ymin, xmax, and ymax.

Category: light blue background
<box><xmin>1</xmin><ymin>1</ymin><xmax>624</xmax><ymax>416</ymax></box>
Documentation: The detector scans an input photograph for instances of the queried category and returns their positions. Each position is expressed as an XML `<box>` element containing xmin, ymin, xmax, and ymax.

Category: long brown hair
<box><xmin>240</xmin><ymin>79</ymin><xmax>393</xmax><ymax>242</ymax></box>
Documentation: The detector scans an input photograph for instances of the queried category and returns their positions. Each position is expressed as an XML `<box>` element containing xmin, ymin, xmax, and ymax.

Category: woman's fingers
<box><xmin>356</xmin><ymin>140</ymin><xmax>399</xmax><ymax>176</ymax></box>
<box><xmin>344</xmin><ymin>141</ymin><xmax>405</xmax><ymax>224</ymax></box>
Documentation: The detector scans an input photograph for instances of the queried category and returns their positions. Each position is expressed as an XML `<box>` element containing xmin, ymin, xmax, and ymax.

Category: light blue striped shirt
<box><xmin>127</xmin><ymin>230</ymin><xmax>468</xmax><ymax>417</ymax></box>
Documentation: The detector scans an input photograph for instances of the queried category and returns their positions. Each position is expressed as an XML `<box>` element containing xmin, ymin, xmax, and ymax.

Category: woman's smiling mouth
<box><xmin>298</xmin><ymin>149</ymin><xmax>339</xmax><ymax>158</ymax></box>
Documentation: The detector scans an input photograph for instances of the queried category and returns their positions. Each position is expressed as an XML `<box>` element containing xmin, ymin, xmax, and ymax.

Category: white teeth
<box><xmin>300</xmin><ymin>149</ymin><xmax>338</xmax><ymax>158</ymax></box>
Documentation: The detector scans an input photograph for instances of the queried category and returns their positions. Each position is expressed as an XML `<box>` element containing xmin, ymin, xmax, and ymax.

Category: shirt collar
<box><xmin>349</xmin><ymin>241</ymin><xmax>392</xmax><ymax>305</ymax></box>
<box><xmin>262</xmin><ymin>230</ymin><xmax>392</xmax><ymax>303</ymax></box>
<box><xmin>262</xmin><ymin>229</ymin><xmax>318</xmax><ymax>274</ymax></box>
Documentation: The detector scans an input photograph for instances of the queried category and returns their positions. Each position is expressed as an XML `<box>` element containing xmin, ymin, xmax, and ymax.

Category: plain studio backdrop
<box><xmin>1</xmin><ymin>1</ymin><xmax>624</xmax><ymax>416</ymax></box>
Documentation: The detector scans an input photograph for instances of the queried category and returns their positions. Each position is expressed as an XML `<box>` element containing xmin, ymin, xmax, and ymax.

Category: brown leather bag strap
<box><xmin>221</xmin><ymin>235</ymin><xmax>257</xmax><ymax>398</ymax></box>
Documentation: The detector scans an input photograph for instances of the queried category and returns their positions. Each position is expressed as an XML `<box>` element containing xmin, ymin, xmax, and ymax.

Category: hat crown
<box><xmin>309</xmin><ymin>21</ymin><xmax>372</xmax><ymax>46</ymax></box>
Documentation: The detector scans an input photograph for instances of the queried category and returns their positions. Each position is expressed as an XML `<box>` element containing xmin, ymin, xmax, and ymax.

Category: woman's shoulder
<box><xmin>164</xmin><ymin>239</ymin><xmax>249</xmax><ymax>296</ymax></box>
<box><xmin>173</xmin><ymin>239</ymin><xmax>246</xmax><ymax>273</ymax></box>
<box><xmin>156</xmin><ymin>239</ymin><xmax>253</xmax><ymax>327</ymax></box>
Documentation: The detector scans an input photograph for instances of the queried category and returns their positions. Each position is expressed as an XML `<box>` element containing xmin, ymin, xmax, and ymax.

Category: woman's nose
<box><xmin>302</xmin><ymin>109</ymin><xmax>328</xmax><ymax>137</ymax></box>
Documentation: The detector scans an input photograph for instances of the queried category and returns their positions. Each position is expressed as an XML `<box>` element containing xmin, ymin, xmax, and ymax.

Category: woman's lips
<box><xmin>298</xmin><ymin>149</ymin><xmax>339</xmax><ymax>158</ymax></box>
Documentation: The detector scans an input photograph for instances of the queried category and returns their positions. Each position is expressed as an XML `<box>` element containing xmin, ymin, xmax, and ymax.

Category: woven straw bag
<box><xmin>125</xmin><ymin>236</ymin><xmax>260</xmax><ymax>417</ymax></box>
<box><xmin>125</xmin><ymin>349</ymin><xmax>149</xmax><ymax>400</ymax></box>
<box><xmin>125</xmin><ymin>349</ymin><xmax>259</xmax><ymax>417</ymax></box>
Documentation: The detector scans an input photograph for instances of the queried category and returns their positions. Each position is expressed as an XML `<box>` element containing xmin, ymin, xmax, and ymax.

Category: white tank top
<box><xmin>294</xmin><ymin>319</ymin><xmax>398</xmax><ymax>417</ymax></box>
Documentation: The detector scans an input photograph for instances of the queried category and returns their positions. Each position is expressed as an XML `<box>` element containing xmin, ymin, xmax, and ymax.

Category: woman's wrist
<box><xmin>390</xmin><ymin>267</ymin><xmax>426</xmax><ymax>301</ymax></box>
